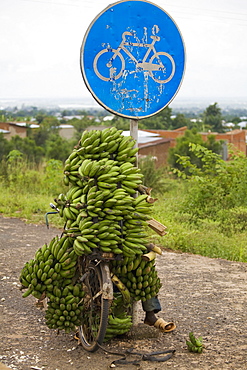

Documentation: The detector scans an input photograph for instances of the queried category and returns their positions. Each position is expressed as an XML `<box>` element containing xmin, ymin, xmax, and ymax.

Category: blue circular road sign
<box><xmin>80</xmin><ymin>0</ymin><xmax>185</xmax><ymax>119</ymax></box>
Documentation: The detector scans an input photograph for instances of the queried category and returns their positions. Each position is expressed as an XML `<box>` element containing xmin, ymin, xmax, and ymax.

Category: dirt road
<box><xmin>0</xmin><ymin>216</ymin><xmax>246</xmax><ymax>370</ymax></box>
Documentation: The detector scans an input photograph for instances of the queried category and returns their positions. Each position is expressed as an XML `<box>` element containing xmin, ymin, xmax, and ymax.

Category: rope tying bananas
<box><xmin>19</xmin><ymin>127</ymin><xmax>162</xmax><ymax>338</ymax></box>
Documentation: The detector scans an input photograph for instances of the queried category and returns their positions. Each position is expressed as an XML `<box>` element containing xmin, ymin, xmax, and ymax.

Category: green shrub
<box><xmin>138</xmin><ymin>156</ymin><xmax>171</xmax><ymax>194</ymax></box>
<box><xmin>42</xmin><ymin>159</ymin><xmax>65</xmax><ymax>196</ymax></box>
<box><xmin>173</xmin><ymin>144</ymin><xmax>247</xmax><ymax>221</ymax></box>
<box><xmin>218</xmin><ymin>207</ymin><xmax>247</xmax><ymax>236</ymax></box>
<box><xmin>152</xmin><ymin>183</ymin><xmax>247</xmax><ymax>262</ymax></box>
<box><xmin>0</xmin><ymin>158</ymin><xmax>65</xmax><ymax>226</ymax></box>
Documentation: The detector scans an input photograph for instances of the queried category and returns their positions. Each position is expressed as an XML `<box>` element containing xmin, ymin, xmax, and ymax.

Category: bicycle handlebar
<box><xmin>50</xmin><ymin>203</ymin><xmax>59</xmax><ymax>212</ymax></box>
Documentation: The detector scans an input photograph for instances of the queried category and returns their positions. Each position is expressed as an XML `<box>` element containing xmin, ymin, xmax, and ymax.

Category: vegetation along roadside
<box><xmin>1</xmin><ymin>143</ymin><xmax>247</xmax><ymax>263</ymax></box>
<box><xmin>0</xmin><ymin>102</ymin><xmax>247</xmax><ymax>263</ymax></box>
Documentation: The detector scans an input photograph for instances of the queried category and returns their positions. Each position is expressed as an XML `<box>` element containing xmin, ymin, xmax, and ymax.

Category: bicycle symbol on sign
<box><xmin>93</xmin><ymin>26</ymin><xmax>176</xmax><ymax>84</ymax></box>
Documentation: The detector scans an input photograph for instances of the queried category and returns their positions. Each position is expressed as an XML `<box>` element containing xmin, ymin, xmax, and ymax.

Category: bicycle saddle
<box><xmin>150</xmin><ymin>35</ymin><xmax>160</xmax><ymax>41</ymax></box>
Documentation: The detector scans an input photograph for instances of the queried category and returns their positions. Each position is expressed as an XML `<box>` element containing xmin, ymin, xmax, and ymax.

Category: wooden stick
<box><xmin>147</xmin><ymin>218</ymin><xmax>167</xmax><ymax>236</ymax></box>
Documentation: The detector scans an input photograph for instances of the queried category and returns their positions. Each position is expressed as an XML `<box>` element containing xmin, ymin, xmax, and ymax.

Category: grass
<box><xmin>151</xmin><ymin>188</ymin><xmax>247</xmax><ymax>263</ymax></box>
<box><xmin>0</xmin><ymin>159</ymin><xmax>65</xmax><ymax>228</ymax></box>
<box><xmin>0</xmin><ymin>183</ymin><xmax>64</xmax><ymax>227</ymax></box>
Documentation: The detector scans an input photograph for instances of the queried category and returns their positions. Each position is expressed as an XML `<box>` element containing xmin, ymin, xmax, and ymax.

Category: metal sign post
<box><xmin>130</xmin><ymin>117</ymin><xmax>139</xmax><ymax>324</ymax></box>
<box><xmin>130</xmin><ymin>119</ymin><xmax>138</xmax><ymax>149</ymax></box>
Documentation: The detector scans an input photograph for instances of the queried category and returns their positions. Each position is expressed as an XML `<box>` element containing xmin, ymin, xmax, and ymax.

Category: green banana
<box><xmin>97</xmin><ymin>181</ymin><xmax>117</xmax><ymax>189</ymax></box>
<box><xmin>189</xmin><ymin>332</ymin><xmax>203</xmax><ymax>348</ymax></box>
<box><xmin>56</xmin><ymin>237</ymin><xmax>71</xmax><ymax>261</ymax></box>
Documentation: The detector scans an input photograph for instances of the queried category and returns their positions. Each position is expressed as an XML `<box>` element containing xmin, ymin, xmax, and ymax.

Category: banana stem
<box><xmin>146</xmin><ymin>243</ymin><xmax>162</xmax><ymax>255</ymax></box>
<box><xmin>111</xmin><ymin>274</ymin><xmax>131</xmax><ymax>305</ymax></box>
<box><xmin>142</xmin><ymin>251</ymin><xmax>156</xmax><ymax>261</ymax></box>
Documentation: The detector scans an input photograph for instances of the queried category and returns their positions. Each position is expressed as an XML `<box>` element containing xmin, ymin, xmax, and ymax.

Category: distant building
<box><xmin>237</xmin><ymin>121</ymin><xmax>247</xmax><ymax>129</ymax></box>
<box><xmin>223</xmin><ymin>122</ymin><xmax>235</xmax><ymax>129</ymax></box>
<box><xmin>144</xmin><ymin>127</ymin><xmax>247</xmax><ymax>159</ymax></box>
<box><xmin>122</xmin><ymin>129</ymin><xmax>162</xmax><ymax>144</ymax></box>
<box><xmin>0</xmin><ymin>122</ymin><xmax>38</xmax><ymax>140</ymax></box>
<box><xmin>0</xmin><ymin>128</ymin><xmax>10</xmax><ymax>136</ymax></box>
<box><xmin>58</xmin><ymin>124</ymin><xmax>76</xmax><ymax>140</ymax></box>
<box><xmin>62</xmin><ymin>115</ymin><xmax>84</xmax><ymax>121</ymax></box>
<box><xmin>138</xmin><ymin>138</ymin><xmax>171</xmax><ymax>167</ymax></box>
<box><xmin>122</xmin><ymin>130</ymin><xmax>171</xmax><ymax>167</ymax></box>
<box><xmin>0</xmin><ymin>121</ymin><xmax>76</xmax><ymax>141</ymax></box>
<box><xmin>103</xmin><ymin>115</ymin><xmax>114</xmax><ymax>121</ymax></box>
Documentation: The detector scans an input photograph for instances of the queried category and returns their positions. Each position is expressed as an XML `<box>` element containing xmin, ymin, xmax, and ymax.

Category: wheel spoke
<box><xmin>78</xmin><ymin>262</ymin><xmax>110</xmax><ymax>352</ymax></box>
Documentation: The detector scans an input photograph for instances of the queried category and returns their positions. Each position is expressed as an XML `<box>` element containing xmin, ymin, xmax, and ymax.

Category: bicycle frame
<box><xmin>115</xmin><ymin>31</ymin><xmax>163</xmax><ymax>72</ymax></box>
<box><xmin>94</xmin><ymin>29</ymin><xmax>175</xmax><ymax>83</ymax></box>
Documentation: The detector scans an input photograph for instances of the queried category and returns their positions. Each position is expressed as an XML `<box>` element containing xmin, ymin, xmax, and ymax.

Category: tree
<box><xmin>61</xmin><ymin>110</ymin><xmax>68</xmax><ymax>117</ymax></box>
<box><xmin>32</xmin><ymin>116</ymin><xmax>59</xmax><ymax>147</ymax></box>
<box><xmin>171</xmin><ymin>113</ymin><xmax>189</xmax><ymax>130</ymax></box>
<box><xmin>45</xmin><ymin>135</ymin><xmax>72</xmax><ymax>162</ymax></box>
<box><xmin>203</xmin><ymin>103</ymin><xmax>224</xmax><ymax>132</ymax></box>
<box><xmin>0</xmin><ymin>133</ymin><xmax>12</xmax><ymax>160</ymax></box>
<box><xmin>9</xmin><ymin>135</ymin><xmax>44</xmax><ymax>163</ymax></box>
<box><xmin>35</xmin><ymin>112</ymin><xmax>46</xmax><ymax>124</ymax></box>
<box><xmin>111</xmin><ymin>116</ymin><xmax>146</xmax><ymax>130</ymax></box>
<box><xmin>142</xmin><ymin>106</ymin><xmax>173</xmax><ymax>129</ymax></box>
<box><xmin>168</xmin><ymin>129</ymin><xmax>204</xmax><ymax>171</ymax></box>
<box><xmin>168</xmin><ymin>128</ymin><xmax>224</xmax><ymax>172</ymax></box>
<box><xmin>111</xmin><ymin>116</ymin><xmax>130</xmax><ymax>130</ymax></box>
<box><xmin>173</xmin><ymin>144</ymin><xmax>247</xmax><ymax>229</ymax></box>
<box><xmin>206</xmin><ymin>134</ymin><xmax>224</xmax><ymax>154</ymax></box>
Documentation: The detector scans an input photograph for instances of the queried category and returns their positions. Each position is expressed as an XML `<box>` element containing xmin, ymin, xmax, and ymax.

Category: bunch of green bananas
<box><xmin>63</xmin><ymin>127</ymin><xmax>138</xmax><ymax>185</ymax></box>
<box><xmin>20</xmin><ymin>236</ymin><xmax>75</xmax><ymax>297</ymax></box>
<box><xmin>186</xmin><ymin>332</ymin><xmax>203</xmax><ymax>353</ymax></box>
<box><xmin>62</xmin><ymin>128</ymin><xmax>138</xmax><ymax>187</ymax></box>
<box><xmin>54</xmin><ymin>127</ymin><xmax>154</xmax><ymax>258</ymax></box>
<box><xmin>20</xmin><ymin>127</ymin><xmax>163</xmax><ymax>336</ymax></box>
<box><xmin>45</xmin><ymin>283</ymin><xmax>85</xmax><ymax>333</ymax></box>
<box><xmin>103</xmin><ymin>292</ymin><xmax>132</xmax><ymax>341</ymax></box>
<box><xmin>104</xmin><ymin>313</ymin><xmax>133</xmax><ymax>341</ymax></box>
<box><xmin>19</xmin><ymin>236</ymin><xmax>86</xmax><ymax>333</ymax></box>
<box><xmin>71</xmin><ymin>190</ymin><xmax>153</xmax><ymax>256</ymax></box>
<box><xmin>110</xmin><ymin>255</ymin><xmax>161</xmax><ymax>302</ymax></box>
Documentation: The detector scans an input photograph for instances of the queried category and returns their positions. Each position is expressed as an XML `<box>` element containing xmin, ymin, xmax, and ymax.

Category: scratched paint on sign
<box><xmin>81</xmin><ymin>0</ymin><xmax>185</xmax><ymax>119</ymax></box>
<box><xmin>93</xmin><ymin>26</ymin><xmax>175</xmax><ymax>113</ymax></box>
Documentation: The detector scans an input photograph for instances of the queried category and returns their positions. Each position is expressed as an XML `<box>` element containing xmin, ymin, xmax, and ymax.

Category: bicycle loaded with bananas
<box><xmin>19</xmin><ymin>127</ymin><xmax>171</xmax><ymax>351</ymax></box>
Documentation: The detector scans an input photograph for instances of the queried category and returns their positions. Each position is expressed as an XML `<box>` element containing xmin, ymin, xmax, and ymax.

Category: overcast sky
<box><xmin>1</xmin><ymin>0</ymin><xmax>247</xmax><ymax>104</ymax></box>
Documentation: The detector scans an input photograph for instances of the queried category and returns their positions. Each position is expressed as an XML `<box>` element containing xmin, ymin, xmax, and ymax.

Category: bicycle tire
<box><xmin>78</xmin><ymin>261</ymin><xmax>110</xmax><ymax>352</ymax></box>
<box><xmin>93</xmin><ymin>48</ymin><xmax>125</xmax><ymax>81</ymax></box>
<box><xmin>149</xmin><ymin>51</ymin><xmax>175</xmax><ymax>83</ymax></box>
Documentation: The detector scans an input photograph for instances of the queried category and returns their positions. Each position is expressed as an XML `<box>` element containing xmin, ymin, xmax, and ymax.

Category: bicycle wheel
<box><xmin>93</xmin><ymin>48</ymin><xmax>125</xmax><ymax>81</ymax></box>
<box><xmin>149</xmin><ymin>51</ymin><xmax>175</xmax><ymax>83</ymax></box>
<box><xmin>78</xmin><ymin>261</ymin><xmax>110</xmax><ymax>352</ymax></box>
